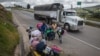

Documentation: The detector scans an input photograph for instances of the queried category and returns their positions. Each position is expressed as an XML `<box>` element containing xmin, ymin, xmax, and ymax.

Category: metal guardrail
<box><xmin>86</xmin><ymin>20</ymin><xmax>100</xmax><ymax>26</ymax></box>
<box><xmin>17</xmin><ymin>27</ymin><xmax>25</xmax><ymax>56</ymax></box>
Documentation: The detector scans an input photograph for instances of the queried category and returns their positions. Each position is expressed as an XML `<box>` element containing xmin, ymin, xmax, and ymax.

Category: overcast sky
<box><xmin>0</xmin><ymin>0</ymin><xmax>99</xmax><ymax>3</ymax></box>
<box><xmin>0</xmin><ymin>0</ymin><xmax>100</xmax><ymax>8</ymax></box>
<box><xmin>0</xmin><ymin>0</ymin><xmax>23</xmax><ymax>2</ymax></box>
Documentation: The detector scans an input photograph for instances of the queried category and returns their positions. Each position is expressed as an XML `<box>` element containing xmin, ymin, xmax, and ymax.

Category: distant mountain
<box><xmin>85</xmin><ymin>4</ymin><xmax>100</xmax><ymax>8</ymax></box>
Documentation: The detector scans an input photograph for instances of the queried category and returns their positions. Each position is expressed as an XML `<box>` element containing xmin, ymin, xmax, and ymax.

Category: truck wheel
<box><xmin>34</xmin><ymin>14</ymin><xmax>37</xmax><ymax>19</ymax></box>
<box><xmin>45</xmin><ymin>18</ymin><xmax>49</xmax><ymax>24</ymax></box>
<box><xmin>34</xmin><ymin>14</ymin><xmax>40</xmax><ymax>20</ymax></box>
<box><xmin>64</xmin><ymin>23</ymin><xmax>70</xmax><ymax>31</ymax></box>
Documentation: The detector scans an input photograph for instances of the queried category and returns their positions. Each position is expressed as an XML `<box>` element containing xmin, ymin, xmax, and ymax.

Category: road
<box><xmin>12</xmin><ymin>10</ymin><xmax>100</xmax><ymax>56</ymax></box>
<box><xmin>68</xmin><ymin>26</ymin><xmax>100</xmax><ymax>48</ymax></box>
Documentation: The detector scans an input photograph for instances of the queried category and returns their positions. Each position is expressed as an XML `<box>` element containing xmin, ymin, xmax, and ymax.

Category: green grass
<box><xmin>76</xmin><ymin>8</ymin><xmax>100</xmax><ymax>22</ymax></box>
<box><xmin>0</xmin><ymin>8</ymin><xmax>19</xmax><ymax>56</ymax></box>
<box><xmin>76</xmin><ymin>8</ymin><xmax>100</xmax><ymax>28</ymax></box>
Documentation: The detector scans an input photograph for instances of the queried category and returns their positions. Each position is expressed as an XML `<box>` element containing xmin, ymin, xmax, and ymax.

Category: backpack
<box><xmin>57</xmin><ymin>28</ymin><xmax>64</xmax><ymax>35</ymax></box>
<box><xmin>61</xmin><ymin>29</ymin><xmax>64</xmax><ymax>35</ymax></box>
<box><xmin>45</xmin><ymin>28</ymin><xmax>55</xmax><ymax>40</ymax></box>
<box><xmin>36</xmin><ymin>42</ymin><xmax>46</xmax><ymax>53</ymax></box>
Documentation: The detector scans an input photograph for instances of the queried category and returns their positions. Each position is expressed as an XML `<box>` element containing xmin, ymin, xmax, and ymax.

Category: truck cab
<box><xmin>61</xmin><ymin>10</ymin><xmax>84</xmax><ymax>31</ymax></box>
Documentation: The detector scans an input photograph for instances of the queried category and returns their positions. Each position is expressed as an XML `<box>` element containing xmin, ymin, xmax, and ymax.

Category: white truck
<box><xmin>34</xmin><ymin>3</ymin><xmax>84</xmax><ymax>31</ymax></box>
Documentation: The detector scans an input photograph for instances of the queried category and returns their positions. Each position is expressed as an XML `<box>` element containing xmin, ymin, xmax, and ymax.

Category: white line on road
<box><xmin>67</xmin><ymin>34</ymin><xmax>100</xmax><ymax>50</ymax></box>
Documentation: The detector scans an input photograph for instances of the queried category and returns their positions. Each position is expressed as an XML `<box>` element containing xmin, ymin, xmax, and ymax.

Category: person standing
<box><xmin>57</xmin><ymin>26</ymin><xmax>64</xmax><ymax>44</ymax></box>
<box><xmin>51</xmin><ymin>22</ymin><xmax>57</xmax><ymax>30</ymax></box>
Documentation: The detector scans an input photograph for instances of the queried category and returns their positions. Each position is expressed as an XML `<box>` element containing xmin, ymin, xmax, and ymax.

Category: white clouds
<box><xmin>23</xmin><ymin>0</ymin><xmax>85</xmax><ymax>5</ymax></box>
<box><xmin>1</xmin><ymin>2</ymin><xmax>14</xmax><ymax>7</ymax></box>
<box><xmin>0</xmin><ymin>0</ymin><xmax>99</xmax><ymax>8</ymax></box>
<box><xmin>0</xmin><ymin>0</ymin><xmax>23</xmax><ymax>2</ymax></box>
<box><xmin>23</xmin><ymin>0</ymin><xmax>100</xmax><ymax>9</ymax></box>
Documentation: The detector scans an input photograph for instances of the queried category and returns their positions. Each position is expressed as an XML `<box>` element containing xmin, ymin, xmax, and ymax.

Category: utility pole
<box><xmin>71</xmin><ymin>4</ymin><xmax>73</xmax><ymax>9</ymax></box>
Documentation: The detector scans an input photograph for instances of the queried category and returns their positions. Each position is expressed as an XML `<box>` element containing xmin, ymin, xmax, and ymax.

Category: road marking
<box><xmin>67</xmin><ymin>34</ymin><xmax>100</xmax><ymax>50</ymax></box>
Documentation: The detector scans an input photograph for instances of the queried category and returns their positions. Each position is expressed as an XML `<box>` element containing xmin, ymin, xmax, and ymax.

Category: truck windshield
<box><xmin>63</xmin><ymin>12</ymin><xmax>76</xmax><ymax>16</ymax></box>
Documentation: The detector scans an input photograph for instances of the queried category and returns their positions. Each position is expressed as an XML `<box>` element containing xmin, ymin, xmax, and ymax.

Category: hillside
<box><xmin>85</xmin><ymin>5</ymin><xmax>100</xmax><ymax>9</ymax></box>
<box><xmin>76</xmin><ymin>4</ymin><xmax>100</xmax><ymax>22</ymax></box>
<box><xmin>0</xmin><ymin>4</ymin><xmax>19</xmax><ymax>56</ymax></box>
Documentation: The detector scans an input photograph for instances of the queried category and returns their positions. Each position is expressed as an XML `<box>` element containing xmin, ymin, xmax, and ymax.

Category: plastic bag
<box><xmin>43</xmin><ymin>46</ymin><xmax>51</xmax><ymax>54</ymax></box>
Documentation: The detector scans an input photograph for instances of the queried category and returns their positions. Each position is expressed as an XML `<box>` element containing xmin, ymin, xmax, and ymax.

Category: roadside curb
<box><xmin>14</xmin><ymin>44</ymin><xmax>21</xmax><ymax>56</ymax></box>
<box><xmin>12</xmin><ymin>12</ymin><xmax>30</xmax><ymax>56</ymax></box>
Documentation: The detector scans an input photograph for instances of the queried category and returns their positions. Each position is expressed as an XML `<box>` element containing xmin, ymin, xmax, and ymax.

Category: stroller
<box><xmin>44</xmin><ymin>27</ymin><xmax>55</xmax><ymax>41</ymax></box>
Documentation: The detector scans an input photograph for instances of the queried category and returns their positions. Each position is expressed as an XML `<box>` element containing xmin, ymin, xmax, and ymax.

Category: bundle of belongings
<box><xmin>45</xmin><ymin>27</ymin><xmax>55</xmax><ymax>41</ymax></box>
<box><xmin>30</xmin><ymin>29</ymin><xmax>62</xmax><ymax>56</ymax></box>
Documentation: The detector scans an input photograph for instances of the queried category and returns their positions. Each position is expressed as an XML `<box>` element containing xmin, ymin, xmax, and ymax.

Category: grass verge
<box><xmin>0</xmin><ymin>8</ymin><xmax>19</xmax><ymax>56</ymax></box>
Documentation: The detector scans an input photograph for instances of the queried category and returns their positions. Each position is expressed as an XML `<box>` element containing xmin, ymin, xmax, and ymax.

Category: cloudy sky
<box><xmin>0</xmin><ymin>0</ymin><xmax>100</xmax><ymax>8</ymax></box>
<box><xmin>0</xmin><ymin>0</ymin><xmax>23</xmax><ymax>2</ymax></box>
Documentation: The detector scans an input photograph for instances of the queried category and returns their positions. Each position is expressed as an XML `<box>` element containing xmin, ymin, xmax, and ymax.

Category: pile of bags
<box><xmin>28</xmin><ymin>22</ymin><xmax>64</xmax><ymax>56</ymax></box>
<box><xmin>30</xmin><ymin>29</ymin><xmax>62</xmax><ymax>56</ymax></box>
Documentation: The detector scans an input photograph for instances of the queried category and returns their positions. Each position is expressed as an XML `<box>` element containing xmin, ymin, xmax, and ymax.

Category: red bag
<box><xmin>51</xmin><ymin>45</ymin><xmax>62</xmax><ymax>53</ymax></box>
<box><xmin>36</xmin><ymin>22</ymin><xmax>43</xmax><ymax>29</ymax></box>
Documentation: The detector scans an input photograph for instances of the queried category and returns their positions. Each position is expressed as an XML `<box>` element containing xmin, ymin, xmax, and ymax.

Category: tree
<box><xmin>92</xmin><ymin>11</ymin><xmax>100</xmax><ymax>18</ymax></box>
<box><xmin>27</xmin><ymin>4</ymin><xmax>30</xmax><ymax>9</ymax></box>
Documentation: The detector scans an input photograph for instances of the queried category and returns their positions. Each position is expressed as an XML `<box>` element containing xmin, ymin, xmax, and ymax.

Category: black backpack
<box><xmin>61</xmin><ymin>29</ymin><xmax>64</xmax><ymax>35</ymax></box>
<box><xmin>36</xmin><ymin>42</ymin><xmax>46</xmax><ymax>53</ymax></box>
<box><xmin>57</xmin><ymin>28</ymin><xmax>64</xmax><ymax>35</ymax></box>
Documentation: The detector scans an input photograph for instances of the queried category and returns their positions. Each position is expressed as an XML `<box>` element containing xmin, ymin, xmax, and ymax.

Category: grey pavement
<box><xmin>68</xmin><ymin>25</ymin><xmax>100</xmax><ymax>48</ymax></box>
<box><xmin>12</xmin><ymin>10</ymin><xmax>100</xmax><ymax>56</ymax></box>
<box><xmin>12</xmin><ymin>10</ymin><xmax>30</xmax><ymax>56</ymax></box>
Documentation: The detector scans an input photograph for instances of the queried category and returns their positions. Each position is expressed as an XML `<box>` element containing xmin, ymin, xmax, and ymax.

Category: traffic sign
<box><xmin>77</xmin><ymin>1</ymin><xmax>81</xmax><ymax>5</ymax></box>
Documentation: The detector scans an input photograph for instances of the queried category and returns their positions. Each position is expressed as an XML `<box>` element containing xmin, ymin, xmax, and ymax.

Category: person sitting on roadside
<box><xmin>39</xmin><ymin>21</ymin><xmax>48</xmax><ymax>39</ymax></box>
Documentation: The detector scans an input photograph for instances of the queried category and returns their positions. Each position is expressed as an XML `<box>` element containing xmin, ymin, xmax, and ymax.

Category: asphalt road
<box><xmin>68</xmin><ymin>26</ymin><xmax>100</xmax><ymax>48</ymax></box>
<box><xmin>12</xmin><ymin>10</ymin><xmax>100</xmax><ymax>56</ymax></box>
